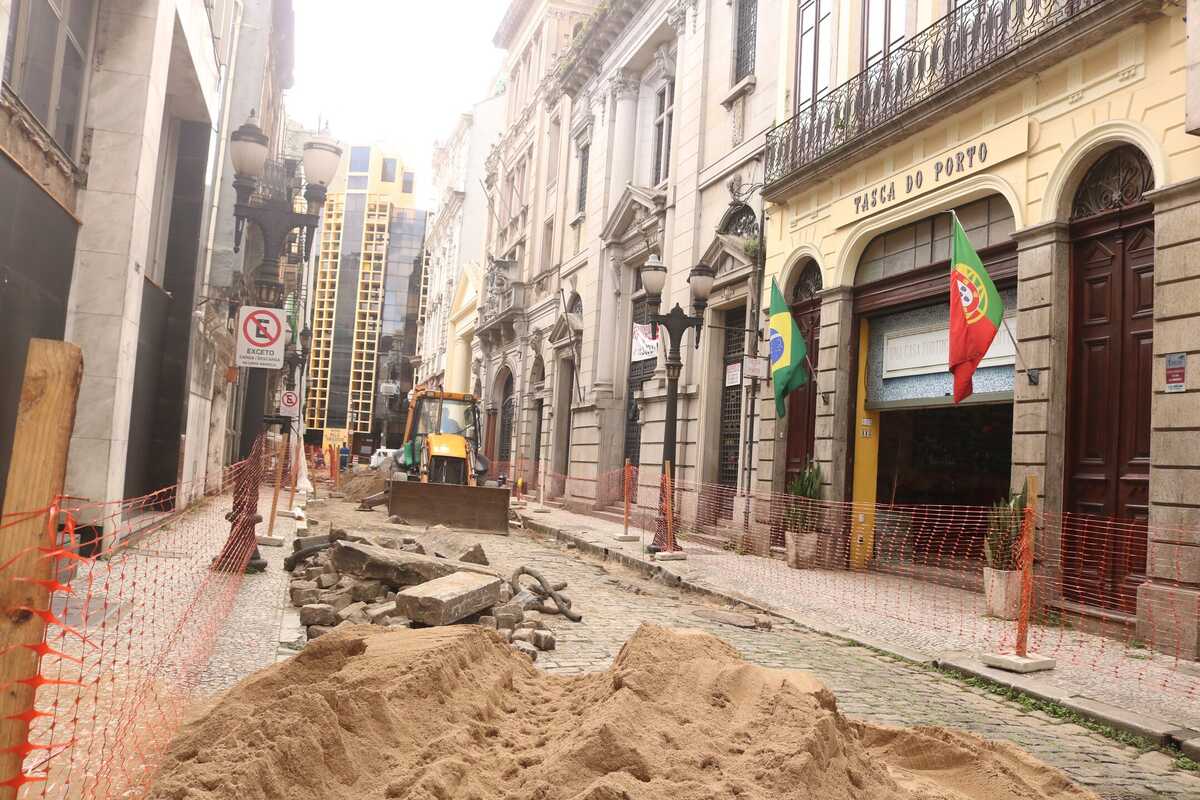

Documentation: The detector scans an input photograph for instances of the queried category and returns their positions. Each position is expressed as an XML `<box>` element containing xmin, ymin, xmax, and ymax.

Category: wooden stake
<box><xmin>267</xmin><ymin>431</ymin><xmax>288</xmax><ymax>538</ymax></box>
<box><xmin>286</xmin><ymin>435</ymin><xmax>300</xmax><ymax>510</ymax></box>
<box><xmin>0</xmin><ymin>340</ymin><xmax>82</xmax><ymax>797</ymax></box>
<box><xmin>1015</xmin><ymin>473</ymin><xmax>1039</xmax><ymax>658</ymax></box>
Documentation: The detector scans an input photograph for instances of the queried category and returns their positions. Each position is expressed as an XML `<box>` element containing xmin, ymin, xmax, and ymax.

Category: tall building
<box><xmin>415</xmin><ymin>89</ymin><xmax>505</xmax><ymax>390</ymax></box>
<box><xmin>305</xmin><ymin>145</ymin><xmax>424</xmax><ymax>450</ymax></box>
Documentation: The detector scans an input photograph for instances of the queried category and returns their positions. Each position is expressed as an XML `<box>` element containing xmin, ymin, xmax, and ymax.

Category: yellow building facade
<box><xmin>761</xmin><ymin>1</ymin><xmax>1200</xmax><ymax>655</ymax></box>
<box><xmin>306</xmin><ymin>145</ymin><xmax>420</xmax><ymax>449</ymax></box>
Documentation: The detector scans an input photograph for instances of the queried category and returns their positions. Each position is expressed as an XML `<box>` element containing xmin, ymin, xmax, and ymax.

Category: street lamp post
<box><xmin>223</xmin><ymin>113</ymin><xmax>340</xmax><ymax>574</ymax></box>
<box><xmin>637</xmin><ymin>255</ymin><xmax>715</xmax><ymax>551</ymax></box>
<box><xmin>229</xmin><ymin>111</ymin><xmax>341</xmax><ymax>458</ymax></box>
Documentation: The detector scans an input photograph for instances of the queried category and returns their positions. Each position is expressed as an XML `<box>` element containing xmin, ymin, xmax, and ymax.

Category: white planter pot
<box><xmin>984</xmin><ymin>567</ymin><xmax>1023</xmax><ymax>620</ymax></box>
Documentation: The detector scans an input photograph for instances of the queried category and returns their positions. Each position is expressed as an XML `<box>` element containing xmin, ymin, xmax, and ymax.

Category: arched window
<box><xmin>531</xmin><ymin>355</ymin><xmax>546</xmax><ymax>385</ymax></box>
<box><xmin>1070</xmin><ymin>146</ymin><xmax>1154</xmax><ymax>221</ymax></box>
<box><xmin>498</xmin><ymin>372</ymin><xmax>515</xmax><ymax>462</ymax></box>
<box><xmin>790</xmin><ymin>260</ymin><xmax>823</xmax><ymax>305</ymax></box>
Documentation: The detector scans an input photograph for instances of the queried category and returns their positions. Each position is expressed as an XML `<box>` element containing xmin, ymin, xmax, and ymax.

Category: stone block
<box><xmin>1137</xmin><ymin>581</ymin><xmax>1200</xmax><ymax>661</ymax></box>
<box><xmin>1153</xmin><ymin>430</ymin><xmax>1200</xmax><ymax>468</ymax></box>
<box><xmin>458</xmin><ymin>543</ymin><xmax>489</xmax><ymax>565</ymax></box>
<box><xmin>494</xmin><ymin>608</ymin><xmax>523</xmax><ymax>628</ymax></box>
<box><xmin>349</xmin><ymin>578</ymin><xmax>387</xmax><ymax>603</ymax></box>
<box><xmin>256</xmin><ymin>535</ymin><xmax>284</xmax><ymax>548</ymax></box>
<box><xmin>1148</xmin><ymin>541</ymin><xmax>1200</xmax><ymax>583</ymax></box>
<box><xmin>316</xmin><ymin>573</ymin><xmax>338</xmax><ymax>589</ymax></box>
<box><xmin>303</xmin><ymin>566</ymin><xmax>324</xmax><ymax>581</ymax></box>
<box><xmin>497</xmin><ymin>628</ymin><xmax>513</xmax><ymax>642</ymax></box>
<box><xmin>337</xmin><ymin>602</ymin><xmax>369</xmax><ymax>625</ymax></box>
<box><xmin>299</xmin><ymin>603</ymin><xmax>338</xmax><ymax>627</ymax></box>
<box><xmin>980</xmin><ymin>652</ymin><xmax>1056</xmax><ymax>673</ymax></box>
<box><xmin>512</xmin><ymin>641</ymin><xmax>538</xmax><ymax>661</ymax></box>
<box><xmin>515</xmin><ymin>620</ymin><xmax>538</xmax><ymax>631</ymax></box>
<box><xmin>307</xmin><ymin>625</ymin><xmax>334</xmax><ymax>639</ymax></box>
<box><xmin>384</xmin><ymin>616</ymin><xmax>411</xmax><ymax>628</ymax></box>
<box><xmin>331</xmin><ymin>540</ymin><xmax>460</xmax><ymax>587</ymax></box>
<box><xmin>531</xmin><ymin>630</ymin><xmax>556</xmax><ymax>651</ymax></box>
<box><xmin>395</xmin><ymin>572</ymin><xmax>503</xmax><ymax>626</ymax></box>
<box><xmin>293</xmin><ymin>534</ymin><xmax>330</xmax><ymax>552</ymax></box>
<box><xmin>511</xmin><ymin>628</ymin><xmax>535</xmax><ymax>643</ymax></box>
<box><xmin>289</xmin><ymin>581</ymin><xmax>320</xmax><ymax>606</ymax></box>
<box><xmin>365</xmin><ymin>600</ymin><xmax>398</xmax><ymax>623</ymax></box>
<box><xmin>478</xmin><ymin>615</ymin><xmax>497</xmax><ymax>630</ymax></box>
<box><xmin>498</xmin><ymin>583</ymin><xmax>513</xmax><ymax>603</ymax></box>
<box><xmin>510</xmin><ymin>590</ymin><xmax>541</xmax><ymax>611</ymax></box>
<box><xmin>1152</xmin><ymin>389</ymin><xmax>1200</xmax><ymax>428</ymax></box>
<box><xmin>1150</xmin><ymin>466</ymin><xmax>1200</xmax><ymax>506</ymax></box>
<box><xmin>318</xmin><ymin>587</ymin><xmax>354</xmax><ymax>612</ymax></box>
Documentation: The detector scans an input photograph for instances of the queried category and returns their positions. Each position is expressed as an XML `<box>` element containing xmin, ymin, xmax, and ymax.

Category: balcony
<box><xmin>477</xmin><ymin>281</ymin><xmax>529</xmax><ymax>345</ymax></box>
<box><xmin>764</xmin><ymin>0</ymin><xmax>1159</xmax><ymax>199</ymax></box>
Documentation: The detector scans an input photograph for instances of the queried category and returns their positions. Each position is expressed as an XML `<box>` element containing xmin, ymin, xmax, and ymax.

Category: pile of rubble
<box><xmin>286</xmin><ymin>530</ymin><xmax>574</xmax><ymax>660</ymax></box>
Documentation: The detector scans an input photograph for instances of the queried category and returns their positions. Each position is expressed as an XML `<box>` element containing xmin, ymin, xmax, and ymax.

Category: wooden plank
<box><xmin>0</xmin><ymin>339</ymin><xmax>83</xmax><ymax>796</ymax></box>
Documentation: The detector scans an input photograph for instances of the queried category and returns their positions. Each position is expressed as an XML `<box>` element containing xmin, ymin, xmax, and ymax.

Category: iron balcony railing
<box><xmin>765</xmin><ymin>0</ymin><xmax>1108</xmax><ymax>188</ymax></box>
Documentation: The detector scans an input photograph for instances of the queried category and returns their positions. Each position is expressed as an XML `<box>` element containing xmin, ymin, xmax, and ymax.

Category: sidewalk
<box><xmin>519</xmin><ymin>502</ymin><xmax>1200</xmax><ymax>749</ymax></box>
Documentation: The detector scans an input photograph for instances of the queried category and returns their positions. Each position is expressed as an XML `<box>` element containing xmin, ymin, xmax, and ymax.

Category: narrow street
<box><xmin>216</xmin><ymin>495</ymin><xmax>1199</xmax><ymax>800</ymax></box>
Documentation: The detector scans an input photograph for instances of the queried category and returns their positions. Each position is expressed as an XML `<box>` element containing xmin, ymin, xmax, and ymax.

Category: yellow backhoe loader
<box><xmin>385</xmin><ymin>390</ymin><xmax>510</xmax><ymax>532</ymax></box>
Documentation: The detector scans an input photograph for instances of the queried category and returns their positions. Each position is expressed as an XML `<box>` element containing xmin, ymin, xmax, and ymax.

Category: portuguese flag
<box><xmin>768</xmin><ymin>278</ymin><xmax>808</xmax><ymax>417</ymax></box>
<box><xmin>948</xmin><ymin>213</ymin><xmax>1004</xmax><ymax>403</ymax></box>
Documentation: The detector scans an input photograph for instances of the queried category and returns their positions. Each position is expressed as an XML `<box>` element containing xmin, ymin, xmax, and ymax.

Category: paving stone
<box><xmin>511</xmin><ymin>628</ymin><xmax>535</xmax><ymax>644</ymax></box>
<box><xmin>531</xmin><ymin>630</ymin><xmax>556</xmax><ymax>651</ymax></box>
<box><xmin>307</xmin><ymin>625</ymin><xmax>335</xmax><ymax>639</ymax></box>
<box><xmin>478</xmin><ymin>616</ymin><xmax>497</xmax><ymax>630</ymax></box>
<box><xmin>512</xmin><ymin>641</ymin><xmax>538</xmax><ymax>661</ymax></box>
<box><xmin>349</xmin><ymin>578</ymin><xmax>386</xmax><ymax>603</ymax></box>
<box><xmin>299</xmin><ymin>603</ymin><xmax>337</xmax><ymax>627</ymax></box>
<box><xmin>395</xmin><ymin>572</ymin><xmax>503</xmax><ymax>626</ymax></box>
<box><xmin>289</xmin><ymin>581</ymin><xmax>320</xmax><ymax>606</ymax></box>
<box><xmin>318</xmin><ymin>586</ymin><xmax>354</xmax><ymax>612</ymax></box>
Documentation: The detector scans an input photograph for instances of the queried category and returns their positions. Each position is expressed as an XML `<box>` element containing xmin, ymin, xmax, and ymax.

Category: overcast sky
<box><xmin>288</xmin><ymin>1</ymin><xmax>509</xmax><ymax>207</ymax></box>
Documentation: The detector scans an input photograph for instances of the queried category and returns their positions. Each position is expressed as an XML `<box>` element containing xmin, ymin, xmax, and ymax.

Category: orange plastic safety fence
<box><xmin>0</xmin><ymin>435</ymin><xmax>269</xmax><ymax>799</ymax></box>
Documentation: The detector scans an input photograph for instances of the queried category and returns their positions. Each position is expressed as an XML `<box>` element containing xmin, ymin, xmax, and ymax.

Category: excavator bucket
<box><xmin>388</xmin><ymin>479</ymin><xmax>511</xmax><ymax>533</ymax></box>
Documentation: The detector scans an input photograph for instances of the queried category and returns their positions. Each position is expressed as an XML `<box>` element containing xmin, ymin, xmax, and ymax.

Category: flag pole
<box><xmin>949</xmin><ymin>210</ymin><xmax>1036</xmax><ymax>384</ymax></box>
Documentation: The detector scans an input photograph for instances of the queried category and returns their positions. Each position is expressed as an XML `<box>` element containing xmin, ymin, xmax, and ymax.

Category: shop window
<box><xmin>856</xmin><ymin>195</ymin><xmax>1014</xmax><ymax>285</ymax></box>
<box><xmin>733</xmin><ymin>0</ymin><xmax>758</xmax><ymax>82</ymax></box>
<box><xmin>4</xmin><ymin>0</ymin><xmax>95</xmax><ymax>157</ymax></box>
<box><xmin>652</xmin><ymin>81</ymin><xmax>674</xmax><ymax>186</ymax></box>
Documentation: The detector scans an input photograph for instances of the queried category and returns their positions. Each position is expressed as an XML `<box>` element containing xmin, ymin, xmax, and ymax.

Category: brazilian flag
<box><xmin>769</xmin><ymin>278</ymin><xmax>808</xmax><ymax>417</ymax></box>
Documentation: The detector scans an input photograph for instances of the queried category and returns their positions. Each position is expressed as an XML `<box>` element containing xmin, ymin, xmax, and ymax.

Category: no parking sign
<box><xmin>279</xmin><ymin>390</ymin><xmax>300</xmax><ymax>418</ymax></box>
<box><xmin>236</xmin><ymin>306</ymin><xmax>286</xmax><ymax>369</ymax></box>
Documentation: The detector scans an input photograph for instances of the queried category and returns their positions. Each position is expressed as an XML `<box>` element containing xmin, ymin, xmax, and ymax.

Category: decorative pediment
<box><xmin>600</xmin><ymin>184</ymin><xmax>667</xmax><ymax>245</ymax></box>
<box><xmin>701</xmin><ymin>234</ymin><xmax>755</xmax><ymax>280</ymax></box>
<box><xmin>548</xmin><ymin>310</ymin><xmax>584</xmax><ymax>349</ymax></box>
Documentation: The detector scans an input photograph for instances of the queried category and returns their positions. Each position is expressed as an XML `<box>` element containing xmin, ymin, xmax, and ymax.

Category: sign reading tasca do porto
<box><xmin>236</xmin><ymin>306</ymin><xmax>286</xmax><ymax>369</ymax></box>
<box><xmin>832</xmin><ymin>118</ymin><xmax>1029</xmax><ymax>224</ymax></box>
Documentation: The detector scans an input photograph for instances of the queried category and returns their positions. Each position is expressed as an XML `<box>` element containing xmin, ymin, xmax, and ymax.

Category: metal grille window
<box><xmin>498</xmin><ymin>373</ymin><xmax>515</xmax><ymax>462</ymax></box>
<box><xmin>3</xmin><ymin>0</ymin><xmax>96</xmax><ymax>157</ymax></box>
<box><xmin>576</xmin><ymin>144</ymin><xmax>590</xmax><ymax>213</ymax></box>
<box><xmin>652</xmin><ymin>82</ymin><xmax>674</xmax><ymax>185</ymax></box>
<box><xmin>734</xmin><ymin>0</ymin><xmax>758</xmax><ymax>82</ymax></box>
<box><xmin>716</xmin><ymin>306</ymin><xmax>747</xmax><ymax>519</ymax></box>
<box><xmin>625</xmin><ymin>297</ymin><xmax>654</xmax><ymax>466</ymax></box>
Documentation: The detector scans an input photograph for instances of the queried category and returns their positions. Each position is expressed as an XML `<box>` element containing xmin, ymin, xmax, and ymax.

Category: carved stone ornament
<box><xmin>528</xmin><ymin>328</ymin><xmax>543</xmax><ymax>355</ymax></box>
<box><xmin>653</xmin><ymin>44</ymin><xmax>677</xmax><ymax>81</ymax></box>
<box><xmin>607</xmin><ymin>70</ymin><xmax>640</xmax><ymax>103</ymax></box>
<box><xmin>667</xmin><ymin>0</ymin><xmax>697</xmax><ymax>35</ymax></box>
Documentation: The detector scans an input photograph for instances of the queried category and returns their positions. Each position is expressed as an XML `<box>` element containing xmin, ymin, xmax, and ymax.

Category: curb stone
<box><xmin>519</xmin><ymin>511</ymin><xmax>1200</xmax><ymax>760</ymax></box>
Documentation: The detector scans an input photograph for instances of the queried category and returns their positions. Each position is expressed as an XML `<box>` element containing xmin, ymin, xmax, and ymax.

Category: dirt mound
<box><xmin>338</xmin><ymin>470</ymin><xmax>386</xmax><ymax>501</ymax></box>
<box><xmin>149</xmin><ymin>625</ymin><xmax>1096</xmax><ymax>800</ymax></box>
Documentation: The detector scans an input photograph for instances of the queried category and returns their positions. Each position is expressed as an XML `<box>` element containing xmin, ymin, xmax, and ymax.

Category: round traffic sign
<box><xmin>242</xmin><ymin>309</ymin><xmax>282</xmax><ymax>347</ymax></box>
<box><xmin>281</xmin><ymin>390</ymin><xmax>298</xmax><ymax>407</ymax></box>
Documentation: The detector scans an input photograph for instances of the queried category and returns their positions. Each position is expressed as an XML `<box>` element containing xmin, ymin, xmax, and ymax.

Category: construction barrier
<box><xmin>0</xmin><ymin>437</ymin><xmax>268</xmax><ymax>799</ymax></box>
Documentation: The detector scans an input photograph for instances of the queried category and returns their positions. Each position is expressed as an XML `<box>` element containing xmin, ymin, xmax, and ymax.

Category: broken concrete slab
<box><xmin>337</xmin><ymin>602</ymin><xmax>369</xmax><ymax>625</ymax></box>
<box><xmin>332</xmin><ymin>540</ymin><xmax>499</xmax><ymax>588</ymax></box>
<box><xmin>395</xmin><ymin>572</ymin><xmax>503</xmax><ymax>626</ymax></box>
<box><xmin>531</xmin><ymin>630</ymin><xmax>555</xmax><ymax>651</ymax></box>
<box><xmin>299</xmin><ymin>604</ymin><xmax>338</xmax><ymax>627</ymax></box>
<box><xmin>316</xmin><ymin>573</ymin><xmax>338</xmax><ymax>589</ymax></box>
<box><xmin>365</xmin><ymin>600</ymin><xmax>397</xmax><ymax>623</ymax></box>
<box><xmin>981</xmin><ymin>652</ymin><xmax>1056</xmax><ymax>674</ymax></box>
<box><xmin>509</xmin><ymin>590</ymin><xmax>542</xmax><ymax>611</ymax></box>
<box><xmin>256</xmin><ymin>535</ymin><xmax>284</xmax><ymax>548</ymax></box>
<box><xmin>318</xmin><ymin>587</ymin><xmax>354</xmax><ymax>612</ymax></box>
<box><xmin>458</xmin><ymin>543</ymin><xmax>489</xmax><ymax>565</ymax></box>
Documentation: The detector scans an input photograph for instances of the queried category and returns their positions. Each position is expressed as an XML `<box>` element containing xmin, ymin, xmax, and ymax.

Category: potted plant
<box><xmin>983</xmin><ymin>482</ymin><xmax>1027</xmax><ymax>620</ymax></box>
<box><xmin>783</xmin><ymin>461</ymin><xmax>822</xmax><ymax>567</ymax></box>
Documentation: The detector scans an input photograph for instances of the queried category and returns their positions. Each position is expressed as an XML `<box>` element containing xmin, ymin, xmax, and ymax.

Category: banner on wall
<box><xmin>631</xmin><ymin>323</ymin><xmax>658</xmax><ymax>363</ymax></box>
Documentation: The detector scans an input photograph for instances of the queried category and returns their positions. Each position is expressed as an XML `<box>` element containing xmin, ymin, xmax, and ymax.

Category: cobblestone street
<box><xmin>278</xmin><ymin>498</ymin><xmax>1200</xmax><ymax>800</ymax></box>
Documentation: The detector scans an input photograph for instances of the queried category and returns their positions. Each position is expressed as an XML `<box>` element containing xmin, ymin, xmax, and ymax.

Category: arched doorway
<box><xmin>785</xmin><ymin>261</ymin><xmax>823</xmax><ymax>483</ymax></box>
<box><xmin>1063</xmin><ymin>144</ymin><xmax>1155</xmax><ymax>614</ymax></box>
<box><xmin>530</xmin><ymin>355</ymin><xmax>546</xmax><ymax>484</ymax></box>
<box><xmin>498</xmin><ymin>370</ymin><xmax>515</xmax><ymax>466</ymax></box>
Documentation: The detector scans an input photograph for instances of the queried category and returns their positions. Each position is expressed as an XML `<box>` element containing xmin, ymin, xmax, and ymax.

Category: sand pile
<box><xmin>149</xmin><ymin>625</ymin><xmax>1096</xmax><ymax>800</ymax></box>
<box><xmin>338</xmin><ymin>470</ymin><xmax>387</xmax><ymax>501</ymax></box>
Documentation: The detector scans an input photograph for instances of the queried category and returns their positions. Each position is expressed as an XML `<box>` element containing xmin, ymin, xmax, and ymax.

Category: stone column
<box><xmin>1138</xmin><ymin>176</ymin><xmax>1200</xmax><ymax>659</ymax></box>
<box><xmin>1008</xmin><ymin>221</ymin><xmax>1071</xmax><ymax>526</ymax></box>
<box><xmin>813</xmin><ymin>287</ymin><xmax>854</xmax><ymax>501</ymax></box>
<box><xmin>63</xmin><ymin>0</ymin><xmax>175</xmax><ymax>509</ymax></box>
<box><xmin>592</xmin><ymin>254</ymin><xmax>621</xmax><ymax>394</ymax></box>
<box><xmin>606</xmin><ymin>71</ymin><xmax>639</xmax><ymax>203</ymax></box>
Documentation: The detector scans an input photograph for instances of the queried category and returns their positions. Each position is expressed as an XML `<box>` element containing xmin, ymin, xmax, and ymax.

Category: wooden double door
<box><xmin>784</xmin><ymin>296</ymin><xmax>821</xmax><ymax>482</ymax></box>
<box><xmin>1063</xmin><ymin>207</ymin><xmax>1153</xmax><ymax>614</ymax></box>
